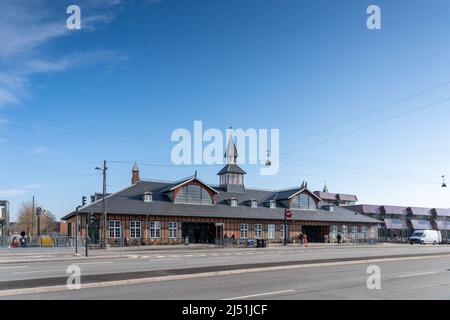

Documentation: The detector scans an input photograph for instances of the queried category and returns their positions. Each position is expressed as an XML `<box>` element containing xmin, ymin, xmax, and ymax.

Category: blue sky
<box><xmin>1</xmin><ymin>0</ymin><xmax>450</xmax><ymax>220</ymax></box>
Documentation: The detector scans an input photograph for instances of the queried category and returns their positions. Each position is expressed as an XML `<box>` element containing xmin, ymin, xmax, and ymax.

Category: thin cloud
<box><xmin>30</xmin><ymin>147</ymin><xmax>48</xmax><ymax>155</ymax></box>
<box><xmin>0</xmin><ymin>0</ymin><xmax>127</xmax><ymax>107</ymax></box>
<box><xmin>24</xmin><ymin>184</ymin><xmax>43</xmax><ymax>189</ymax></box>
<box><xmin>0</xmin><ymin>189</ymin><xmax>27</xmax><ymax>197</ymax></box>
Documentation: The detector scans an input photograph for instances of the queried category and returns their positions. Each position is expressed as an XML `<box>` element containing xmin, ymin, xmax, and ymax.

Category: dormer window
<box><xmin>143</xmin><ymin>192</ymin><xmax>153</xmax><ymax>203</ymax></box>
<box><xmin>231</xmin><ymin>199</ymin><xmax>238</xmax><ymax>207</ymax></box>
<box><xmin>269</xmin><ymin>200</ymin><xmax>276</xmax><ymax>209</ymax></box>
<box><xmin>251</xmin><ymin>200</ymin><xmax>257</xmax><ymax>208</ymax></box>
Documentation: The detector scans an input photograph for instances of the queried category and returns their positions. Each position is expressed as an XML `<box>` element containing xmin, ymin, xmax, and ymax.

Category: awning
<box><xmin>384</xmin><ymin>218</ymin><xmax>408</xmax><ymax>230</ymax></box>
<box><xmin>436</xmin><ymin>220</ymin><xmax>450</xmax><ymax>230</ymax></box>
<box><xmin>410</xmin><ymin>219</ymin><xmax>432</xmax><ymax>230</ymax></box>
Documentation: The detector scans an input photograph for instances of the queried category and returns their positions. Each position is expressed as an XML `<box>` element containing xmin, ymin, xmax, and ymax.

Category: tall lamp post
<box><xmin>0</xmin><ymin>219</ymin><xmax>5</xmax><ymax>246</ymax></box>
<box><xmin>95</xmin><ymin>160</ymin><xmax>107</xmax><ymax>249</ymax></box>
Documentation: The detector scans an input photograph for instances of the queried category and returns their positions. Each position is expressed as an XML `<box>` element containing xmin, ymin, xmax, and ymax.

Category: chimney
<box><xmin>132</xmin><ymin>162</ymin><xmax>140</xmax><ymax>184</ymax></box>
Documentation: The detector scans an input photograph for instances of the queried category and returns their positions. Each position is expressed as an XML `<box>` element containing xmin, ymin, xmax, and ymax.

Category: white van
<box><xmin>409</xmin><ymin>230</ymin><xmax>442</xmax><ymax>245</ymax></box>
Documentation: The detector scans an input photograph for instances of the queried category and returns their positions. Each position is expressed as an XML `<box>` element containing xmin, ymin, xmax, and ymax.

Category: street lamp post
<box><xmin>95</xmin><ymin>160</ymin><xmax>107</xmax><ymax>249</ymax></box>
<box><xmin>75</xmin><ymin>205</ymin><xmax>81</xmax><ymax>254</ymax></box>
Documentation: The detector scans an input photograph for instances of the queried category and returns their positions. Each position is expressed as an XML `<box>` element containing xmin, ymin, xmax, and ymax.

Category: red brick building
<box><xmin>62</xmin><ymin>139</ymin><xmax>381</xmax><ymax>246</ymax></box>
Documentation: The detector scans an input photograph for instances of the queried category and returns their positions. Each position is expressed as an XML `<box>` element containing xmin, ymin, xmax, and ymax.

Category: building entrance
<box><xmin>182</xmin><ymin>222</ymin><xmax>216</xmax><ymax>244</ymax></box>
<box><xmin>302</xmin><ymin>225</ymin><xmax>330</xmax><ymax>243</ymax></box>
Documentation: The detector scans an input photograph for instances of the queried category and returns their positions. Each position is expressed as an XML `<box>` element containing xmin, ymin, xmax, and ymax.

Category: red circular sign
<box><xmin>285</xmin><ymin>210</ymin><xmax>292</xmax><ymax>218</ymax></box>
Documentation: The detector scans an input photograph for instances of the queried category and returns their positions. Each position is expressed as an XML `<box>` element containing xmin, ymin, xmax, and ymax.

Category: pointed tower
<box><xmin>218</xmin><ymin>136</ymin><xmax>246</xmax><ymax>193</ymax></box>
<box><xmin>131</xmin><ymin>162</ymin><xmax>140</xmax><ymax>184</ymax></box>
<box><xmin>323</xmin><ymin>182</ymin><xmax>329</xmax><ymax>193</ymax></box>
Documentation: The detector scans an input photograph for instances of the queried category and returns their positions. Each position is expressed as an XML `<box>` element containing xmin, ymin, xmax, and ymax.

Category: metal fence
<box><xmin>1</xmin><ymin>235</ymin><xmax>85</xmax><ymax>248</ymax></box>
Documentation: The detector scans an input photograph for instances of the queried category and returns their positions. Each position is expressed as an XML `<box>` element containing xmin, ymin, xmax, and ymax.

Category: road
<box><xmin>1</xmin><ymin>245</ymin><xmax>450</xmax><ymax>299</ymax></box>
<box><xmin>1</xmin><ymin>245</ymin><xmax>450</xmax><ymax>282</ymax></box>
<box><xmin>3</xmin><ymin>255</ymin><xmax>450</xmax><ymax>300</ymax></box>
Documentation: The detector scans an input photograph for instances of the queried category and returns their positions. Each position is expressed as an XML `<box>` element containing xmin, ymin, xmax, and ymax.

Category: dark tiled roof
<box><xmin>381</xmin><ymin>205</ymin><xmax>408</xmax><ymax>215</ymax></box>
<box><xmin>314</xmin><ymin>192</ymin><xmax>358</xmax><ymax>202</ymax></box>
<box><xmin>432</xmin><ymin>208</ymin><xmax>450</xmax><ymax>217</ymax></box>
<box><xmin>217</xmin><ymin>164</ymin><xmax>246</xmax><ymax>175</ymax></box>
<box><xmin>407</xmin><ymin>207</ymin><xmax>432</xmax><ymax>216</ymax></box>
<box><xmin>346</xmin><ymin>204</ymin><xmax>382</xmax><ymax>214</ymax></box>
<box><xmin>63</xmin><ymin>180</ymin><xmax>381</xmax><ymax>224</ymax></box>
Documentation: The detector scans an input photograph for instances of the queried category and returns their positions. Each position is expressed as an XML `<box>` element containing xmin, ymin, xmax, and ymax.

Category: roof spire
<box><xmin>300</xmin><ymin>180</ymin><xmax>305</xmax><ymax>189</ymax></box>
<box><xmin>224</xmin><ymin>135</ymin><xmax>238</xmax><ymax>164</ymax></box>
<box><xmin>323</xmin><ymin>181</ymin><xmax>328</xmax><ymax>193</ymax></box>
<box><xmin>131</xmin><ymin>162</ymin><xmax>140</xmax><ymax>184</ymax></box>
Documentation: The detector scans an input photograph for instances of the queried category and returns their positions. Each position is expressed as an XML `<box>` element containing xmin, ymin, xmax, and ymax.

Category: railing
<box><xmin>1</xmin><ymin>235</ymin><xmax>85</xmax><ymax>248</ymax></box>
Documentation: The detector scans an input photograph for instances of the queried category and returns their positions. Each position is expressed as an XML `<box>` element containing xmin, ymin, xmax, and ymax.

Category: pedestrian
<box><xmin>298</xmin><ymin>232</ymin><xmax>304</xmax><ymax>246</ymax></box>
<box><xmin>337</xmin><ymin>233</ymin><xmax>342</xmax><ymax>245</ymax></box>
<box><xmin>303</xmin><ymin>233</ymin><xmax>308</xmax><ymax>247</ymax></box>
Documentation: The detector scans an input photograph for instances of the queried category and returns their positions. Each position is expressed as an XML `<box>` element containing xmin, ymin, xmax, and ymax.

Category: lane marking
<box><xmin>12</xmin><ymin>269</ymin><xmax>62</xmax><ymax>275</ymax></box>
<box><xmin>77</xmin><ymin>262</ymin><xmax>114</xmax><ymax>265</ymax></box>
<box><xmin>222</xmin><ymin>289</ymin><xmax>296</xmax><ymax>300</ymax></box>
<box><xmin>156</xmin><ymin>256</ymin><xmax>166</xmax><ymax>258</ymax></box>
<box><xmin>397</xmin><ymin>271</ymin><xmax>440</xmax><ymax>278</ymax></box>
<box><xmin>0</xmin><ymin>266</ymin><xmax>28</xmax><ymax>270</ymax></box>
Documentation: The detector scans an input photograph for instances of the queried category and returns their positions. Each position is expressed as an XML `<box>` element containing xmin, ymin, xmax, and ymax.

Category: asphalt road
<box><xmin>2</xmin><ymin>245</ymin><xmax>450</xmax><ymax>282</ymax></box>
<box><xmin>3</xmin><ymin>255</ymin><xmax>450</xmax><ymax>300</ymax></box>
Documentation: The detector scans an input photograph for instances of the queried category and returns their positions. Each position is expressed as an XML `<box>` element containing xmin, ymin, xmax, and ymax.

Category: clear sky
<box><xmin>1</xmin><ymin>0</ymin><xmax>450</xmax><ymax>220</ymax></box>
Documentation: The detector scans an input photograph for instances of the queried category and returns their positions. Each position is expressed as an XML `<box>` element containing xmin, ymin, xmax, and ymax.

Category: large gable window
<box><xmin>291</xmin><ymin>193</ymin><xmax>317</xmax><ymax>210</ymax></box>
<box><xmin>175</xmin><ymin>184</ymin><xmax>213</xmax><ymax>205</ymax></box>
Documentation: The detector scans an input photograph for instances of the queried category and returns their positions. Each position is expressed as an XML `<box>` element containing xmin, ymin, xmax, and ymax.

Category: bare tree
<box><xmin>16</xmin><ymin>201</ymin><xmax>34</xmax><ymax>236</ymax></box>
<box><xmin>16</xmin><ymin>201</ymin><xmax>57</xmax><ymax>236</ymax></box>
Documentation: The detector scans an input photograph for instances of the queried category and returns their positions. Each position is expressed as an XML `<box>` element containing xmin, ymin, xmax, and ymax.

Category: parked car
<box><xmin>409</xmin><ymin>230</ymin><xmax>442</xmax><ymax>245</ymax></box>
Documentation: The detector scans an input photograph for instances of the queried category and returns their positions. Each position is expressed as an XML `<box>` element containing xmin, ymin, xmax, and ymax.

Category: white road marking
<box><xmin>77</xmin><ymin>261</ymin><xmax>114</xmax><ymax>265</ymax></box>
<box><xmin>157</xmin><ymin>256</ymin><xmax>166</xmax><ymax>258</ymax></box>
<box><xmin>397</xmin><ymin>271</ymin><xmax>440</xmax><ymax>278</ymax></box>
<box><xmin>0</xmin><ymin>266</ymin><xmax>28</xmax><ymax>270</ymax></box>
<box><xmin>184</xmin><ymin>255</ymin><xmax>193</xmax><ymax>257</ymax></box>
<box><xmin>13</xmin><ymin>269</ymin><xmax>62</xmax><ymax>275</ymax></box>
<box><xmin>171</xmin><ymin>255</ymin><xmax>180</xmax><ymax>258</ymax></box>
<box><xmin>222</xmin><ymin>289</ymin><xmax>296</xmax><ymax>300</ymax></box>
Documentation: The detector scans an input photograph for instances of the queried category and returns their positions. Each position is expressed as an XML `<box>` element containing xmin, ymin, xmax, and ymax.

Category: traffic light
<box><xmin>87</xmin><ymin>213</ymin><xmax>92</xmax><ymax>225</ymax></box>
<box><xmin>82</xmin><ymin>196</ymin><xmax>87</xmax><ymax>207</ymax></box>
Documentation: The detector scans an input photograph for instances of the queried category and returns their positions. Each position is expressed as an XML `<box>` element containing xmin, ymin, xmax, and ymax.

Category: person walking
<box><xmin>298</xmin><ymin>232</ymin><xmax>304</xmax><ymax>246</ymax></box>
<box><xmin>337</xmin><ymin>233</ymin><xmax>342</xmax><ymax>245</ymax></box>
<box><xmin>303</xmin><ymin>233</ymin><xmax>308</xmax><ymax>247</ymax></box>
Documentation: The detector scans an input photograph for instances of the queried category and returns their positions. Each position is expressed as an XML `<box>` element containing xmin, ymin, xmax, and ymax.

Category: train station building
<box><xmin>62</xmin><ymin>139</ymin><xmax>382</xmax><ymax>246</ymax></box>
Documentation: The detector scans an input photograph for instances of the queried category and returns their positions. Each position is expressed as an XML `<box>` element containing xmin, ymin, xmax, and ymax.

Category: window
<box><xmin>254</xmin><ymin>224</ymin><xmax>262</xmax><ymax>239</ymax></box>
<box><xmin>281</xmin><ymin>224</ymin><xmax>288</xmax><ymax>240</ymax></box>
<box><xmin>231</xmin><ymin>199</ymin><xmax>238</xmax><ymax>207</ymax></box>
<box><xmin>130</xmin><ymin>221</ymin><xmax>141</xmax><ymax>238</ymax></box>
<box><xmin>331</xmin><ymin>225</ymin><xmax>338</xmax><ymax>240</ymax></box>
<box><xmin>175</xmin><ymin>185</ymin><xmax>212</xmax><ymax>205</ymax></box>
<box><xmin>352</xmin><ymin>226</ymin><xmax>357</xmax><ymax>240</ymax></box>
<box><xmin>143</xmin><ymin>193</ymin><xmax>152</xmax><ymax>202</ymax></box>
<box><xmin>269</xmin><ymin>201</ymin><xmax>276</xmax><ymax>209</ymax></box>
<box><xmin>169</xmin><ymin>222</ymin><xmax>178</xmax><ymax>239</ymax></box>
<box><xmin>251</xmin><ymin>200</ymin><xmax>257</xmax><ymax>208</ymax></box>
<box><xmin>149</xmin><ymin>221</ymin><xmax>161</xmax><ymax>239</ymax></box>
<box><xmin>240</xmin><ymin>224</ymin><xmax>248</xmax><ymax>239</ymax></box>
<box><xmin>291</xmin><ymin>193</ymin><xmax>317</xmax><ymax>210</ymax></box>
<box><xmin>268</xmin><ymin>224</ymin><xmax>275</xmax><ymax>239</ymax></box>
<box><xmin>361</xmin><ymin>226</ymin><xmax>368</xmax><ymax>239</ymax></box>
<box><xmin>342</xmin><ymin>225</ymin><xmax>348</xmax><ymax>240</ymax></box>
<box><xmin>370</xmin><ymin>226</ymin><xmax>377</xmax><ymax>238</ymax></box>
<box><xmin>108</xmin><ymin>220</ymin><xmax>121</xmax><ymax>239</ymax></box>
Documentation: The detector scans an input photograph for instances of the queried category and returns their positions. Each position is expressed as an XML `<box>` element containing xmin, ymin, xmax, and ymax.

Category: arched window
<box><xmin>291</xmin><ymin>193</ymin><xmax>317</xmax><ymax>210</ymax></box>
<box><xmin>175</xmin><ymin>185</ymin><xmax>213</xmax><ymax>205</ymax></box>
